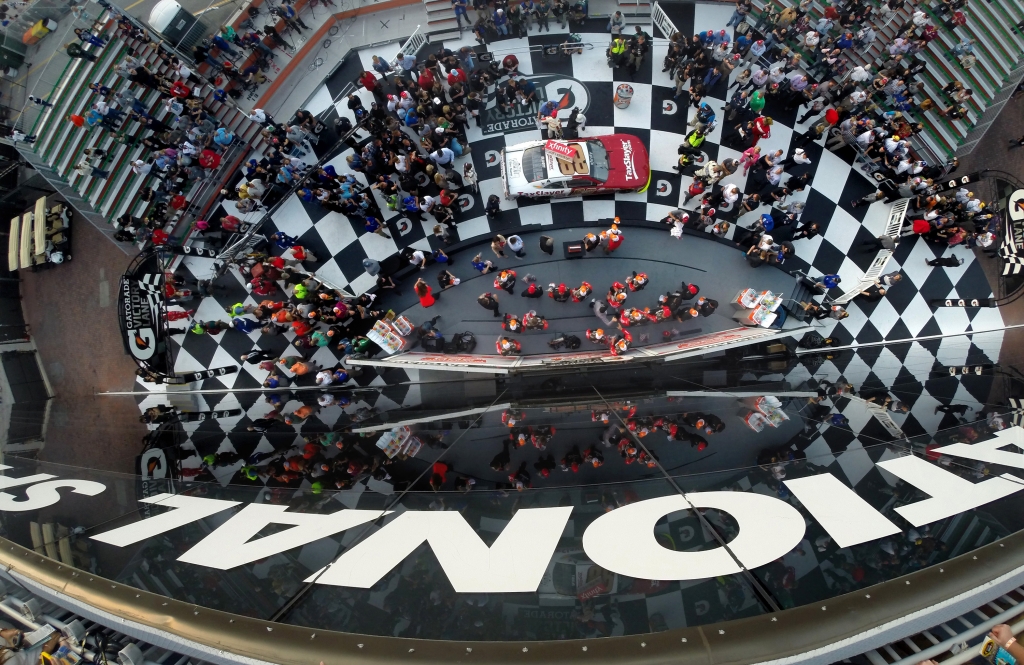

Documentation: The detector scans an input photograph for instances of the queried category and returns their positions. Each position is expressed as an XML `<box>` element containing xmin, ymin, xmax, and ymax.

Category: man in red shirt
<box><xmin>501</xmin><ymin>54</ymin><xmax>519</xmax><ymax>75</ymax></box>
<box><xmin>446</xmin><ymin>67</ymin><xmax>467</xmax><ymax>87</ymax></box>
<box><xmin>358</xmin><ymin>70</ymin><xmax>383</xmax><ymax>103</ymax></box>
<box><xmin>417</xmin><ymin>68</ymin><xmax>435</xmax><ymax>89</ymax></box>
<box><xmin>601</xmin><ymin>223</ymin><xmax>624</xmax><ymax>253</ymax></box>
<box><xmin>170</xmin><ymin>80</ymin><xmax>191</xmax><ymax>99</ymax></box>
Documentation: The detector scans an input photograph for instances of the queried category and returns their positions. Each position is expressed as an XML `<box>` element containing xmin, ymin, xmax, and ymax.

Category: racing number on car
<box><xmin>556</xmin><ymin>144</ymin><xmax>589</xmax><ymax>176</ymax></box>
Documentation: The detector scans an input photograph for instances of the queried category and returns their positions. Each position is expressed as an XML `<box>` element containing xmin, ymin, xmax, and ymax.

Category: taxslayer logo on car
<box><xmin>621</xmin><ymin>139</ymin><xmax>637</xmax><ymax>181</ymax></box>
<box><xmin>482</xmin><ymin>75</ymin><xmax>590</xmax><ymax>136</ymax></box>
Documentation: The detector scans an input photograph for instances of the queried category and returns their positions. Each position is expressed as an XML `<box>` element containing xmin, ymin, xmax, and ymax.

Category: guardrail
<box><xmin>5</xmin><ymin>515</ymin><xmax>1024</xmax><ymax>664</ymax></box>
<box><xmin>651</xmin><ymin>1</ymin><xmax>677</xmax><ymax>38</ymax></box>
<box><xmin>832</xmin><ymin>199</ymin><xmax>909</xmax><ymax>305</ymax></box>
<box><xmin>389</xmin><ymin>24</ymin><xmax>424</xmax><ymax>69</ymax></box>
<box><xmin>347</xmin><ymin>325</ymin><xmax>808</xmax><ymax>374</ymax></box>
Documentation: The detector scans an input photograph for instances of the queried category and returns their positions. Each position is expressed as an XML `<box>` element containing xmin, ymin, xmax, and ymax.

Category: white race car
<box><xmin>501</xmin><ymin>134</ymin><xmax>651</xmax><ymax>200</ymax></box>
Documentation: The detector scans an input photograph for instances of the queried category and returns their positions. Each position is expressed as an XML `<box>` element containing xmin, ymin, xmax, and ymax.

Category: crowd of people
<box><xmin>394</xmin><ymin>219</ymin><xmax>726</xmax><ymax>356</ymax></box>
<box><xmin>117</xmin><ymin>0</ymin><xmax>1006</xmax><ymax>491</ymax></box>
<box><xmin>44</xmin><ymin>3</ymin><xmax>312</xmax><ymax>245</ymax></box>
<box><xmin>142</xmin><ymin>0</ymin><xmax>1000</xmax><ymax>345</ymax></box>
<box><xmin>492</xmin><ymin>405</ymin><xmax>726</xmax><ymax>488</ymax></box>
<box><xmin>640</xmin><ymin>0</ymin><xmax>998</xmax><ymax>317</ymax></box>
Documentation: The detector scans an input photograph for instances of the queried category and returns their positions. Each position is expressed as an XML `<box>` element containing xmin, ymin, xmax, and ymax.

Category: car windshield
<box><xmin>587</xmin><ymin>140</ymin><xmax>609</xmax><ymax>182</ymax></box>
<box><xmin>521</xmin><ymin>147</ymin><xmax>548</xmax><ymax>183</ymax></box>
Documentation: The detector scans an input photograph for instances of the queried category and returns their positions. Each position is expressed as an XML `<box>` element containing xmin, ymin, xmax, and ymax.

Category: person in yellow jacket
<box><xmin>607</xmin><ymin>37</ymin><xmax>627</xmax><ymax>68</ymax></box>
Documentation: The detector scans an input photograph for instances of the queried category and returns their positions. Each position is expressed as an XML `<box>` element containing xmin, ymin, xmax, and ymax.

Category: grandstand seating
<box><xmin>21</xmin><ymin>13</ymin><xmax>264</xmax><ymax>234</ymax></box>
<box><xmin>750</xmin><ymin>0</ymin><xmax>1024</xmax><ymax>159</ymax></box>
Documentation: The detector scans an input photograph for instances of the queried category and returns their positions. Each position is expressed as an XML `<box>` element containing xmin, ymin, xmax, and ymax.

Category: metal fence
<box><xmin>955</xmin><ymin>58</ymin><xmax>1024</xmax><ymax>158</ymax></box>
<box><xmin>389</xmin><ymin>25</ymin><xmax>424</xmax><ymax>69</ymax></box>
<box><xmin>651</xmin><ymin>1</ymin><xmax>677</xmax><ymax>39</ymax></box>
<box><xmin>832</xmin><ymin>199</ymin><xmax>909</xmax><ymax>305</ymax></box>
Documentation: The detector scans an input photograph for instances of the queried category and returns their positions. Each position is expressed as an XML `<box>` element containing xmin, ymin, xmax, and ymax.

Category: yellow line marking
<box><xmin>123</xmin><ymin>0</ymin><xmax>146</xmax><ymax>10</ymax></box>
<box><xmin>14</xmin><ymin>52</ymin><xmax>55</xmax><ymax>84</ymax></box>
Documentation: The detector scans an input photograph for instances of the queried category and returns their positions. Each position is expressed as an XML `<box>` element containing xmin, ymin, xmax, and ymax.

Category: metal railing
<box><xmin>313</xmin><ymin>80</ymin><xmax>354</xmax><ymax>121</ymax></box>
<box><xmin>832</xmin><ymin>199</ymin><xmax>909</xmax><ymax>305</ymax></box>
<box><xmin>865</xmin><ymin>584</ymin><xmax>1024</xmax><ymax>664</ymax></box>
<box><xmin>651</xmin><ymin>1</ymin><xmax>677</xmax><ymax>39</ymax></box>
<box><xmin>0</xmin><ymin>567</ymin><xmax>203</xmax><ymax>665</ymax></box>
<box><xmin>389</xmin><ymin>24</ymin><xmax>424</xmax><ymax>69</ymax></box>
<box><xmin>955</xmin><ymin>59</ymin><xmax>1024</xmax><ymax>158</ymax></box>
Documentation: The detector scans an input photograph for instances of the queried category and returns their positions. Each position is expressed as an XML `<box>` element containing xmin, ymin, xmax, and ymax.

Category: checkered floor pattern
<box><xmin>136</xmin><ymin>3</ymin><xmax>1007</xmax><ymax>486</ymax></box>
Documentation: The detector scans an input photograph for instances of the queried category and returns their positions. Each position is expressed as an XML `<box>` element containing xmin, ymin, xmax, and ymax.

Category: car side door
<box><xmin>539</xmin><ymin>179</ymin><xmax>571</xmax><ymax>198</ymax></box>
<box><xmin>566</xmin><ymin>176</ymin><xmax>599</xmax><ymax>196</ymax></box>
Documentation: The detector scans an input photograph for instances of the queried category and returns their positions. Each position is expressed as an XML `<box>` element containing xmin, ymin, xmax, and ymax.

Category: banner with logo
<box><xmin>999</xmin><ymin>188</ymin><xmax>1024</xmax><ymax>276</ymax></box>
<box><xmin>136</xmin><ymin>422</ymin><xmax>182</xmax><ymax>514</ymax></box>
<box><xmin>933</xmin><ymin>171</ymin><xmax>982</xmax><ymax>193</ymax></box>
<box><xmin>118</xmin><ymin>247</ymin><xmax>172</xmax><ymax>375</ymax></box>
<box><xmin>481</xmin><ymin>74</ymin><xmax>590</xmax><ymax>136</ymax></box>
<box><xmin>164</xmin><ymin>366</ymin><xmax>239</xmax><ymax>385</ymax></box>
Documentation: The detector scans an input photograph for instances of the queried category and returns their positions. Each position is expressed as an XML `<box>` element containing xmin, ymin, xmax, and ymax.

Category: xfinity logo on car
<box><xmin>482</xmin><ymin>75</ymin><xmax>590</xmax><ymax>136</ymax></box>
<box><xmin>4</xmin><ymin>430</ymin><xmax>1024</xmax><ymax>593</ymax></box>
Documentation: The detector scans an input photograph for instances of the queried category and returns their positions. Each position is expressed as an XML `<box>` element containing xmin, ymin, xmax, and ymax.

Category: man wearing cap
<box><xmin>779</xmin><ymin>147</ymin><xmax>812</xmax><ymax>167</ymax></box>
<box><xmin>744</xmin><ymin>38</ymin><xmax>765</xmax><ymax>62</ymax></box>
<box><xmin>601</xmin><ymin>224</ymin><xmax>624</xmax><ymax>253</ymax></box>
<box><xmin>537</xmin><ymin>99</ymin><xmax>559</xmax><ymax>121</ymax></box>
<box><xmin>493</xmin><ymin>7</ymin><xmax>509</xmax><ymax>34</ymax></box>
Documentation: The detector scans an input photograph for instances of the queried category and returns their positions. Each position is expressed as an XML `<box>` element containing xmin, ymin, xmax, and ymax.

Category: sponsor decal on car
<box><xmin>544</xmin><ymin>140</ymin><xmax>577</xmax><ymax>161</ymax></box>
<box><xmin>621</xmin><ymin>139</ymin><xmax>637</xmax><ymax>181</ymax></box>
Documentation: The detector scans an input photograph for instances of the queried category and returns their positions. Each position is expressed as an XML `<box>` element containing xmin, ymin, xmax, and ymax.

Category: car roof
<box><xmin>543</xmin><ymin>142</ymin><xmax>590</xmax><ymax>178</ymax></box>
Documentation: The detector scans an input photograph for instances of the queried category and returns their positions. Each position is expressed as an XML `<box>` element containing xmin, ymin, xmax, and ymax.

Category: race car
<box><xmin>501</xmin><ymin>134</ymin><xmax>651</xmax><ymax>200</ymax></box>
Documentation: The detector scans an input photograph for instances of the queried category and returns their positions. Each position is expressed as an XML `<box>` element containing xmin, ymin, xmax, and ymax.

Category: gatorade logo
<box><xmin>458</xmin><ymin>194</ymin><xmax>474</xmax><ymax>210</ymax></box>
<box><xmin>485</xmin><ymin>150</ymin><xmax>501</xmax><ymax>167</ymax></box>
<box><xmin>396</xmin><ymin>218</ymin><xmax>412</xmax><ymax>236</ymax></box>
<box><xmin>1009</xmin><ymin>189</ymin><xmax>1024</xmax><ymax>222</ymax></box>
<box><xmin>656</xmin><ymin>180</ymin><xmax>672</xmax><ymax>196</ymax></box>
<box><xmin>482</xmin><ymin>75</ymin><xmax>590</xmax><ymax>136</ymax></box>
<box><xmin>662</xmin><ymin>100</ymin><xmax>677</xmax><ymax>115</ymax></box>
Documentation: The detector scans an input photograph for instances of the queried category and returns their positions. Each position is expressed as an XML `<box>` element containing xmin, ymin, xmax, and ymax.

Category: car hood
<box><xmin>599</xmin><ymin>135</ymin><xmax>650</xmax><ymax>190</ymax></box>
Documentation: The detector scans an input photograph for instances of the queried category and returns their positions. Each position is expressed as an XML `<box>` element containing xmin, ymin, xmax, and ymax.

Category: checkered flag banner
<box><xmin>999</xmin><ymin>220</ymin><xmax>1024</xmax><ymax>275</ymax></box>
<box><xmin>1009</xmin><ymin>398</ymin><xmax>1024</xmax><ymax>428</ymax></box>
<box><xmin>136</xmin><ymin>272</ymin><xmax>164</xmax><ymax>293</ymax></box>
